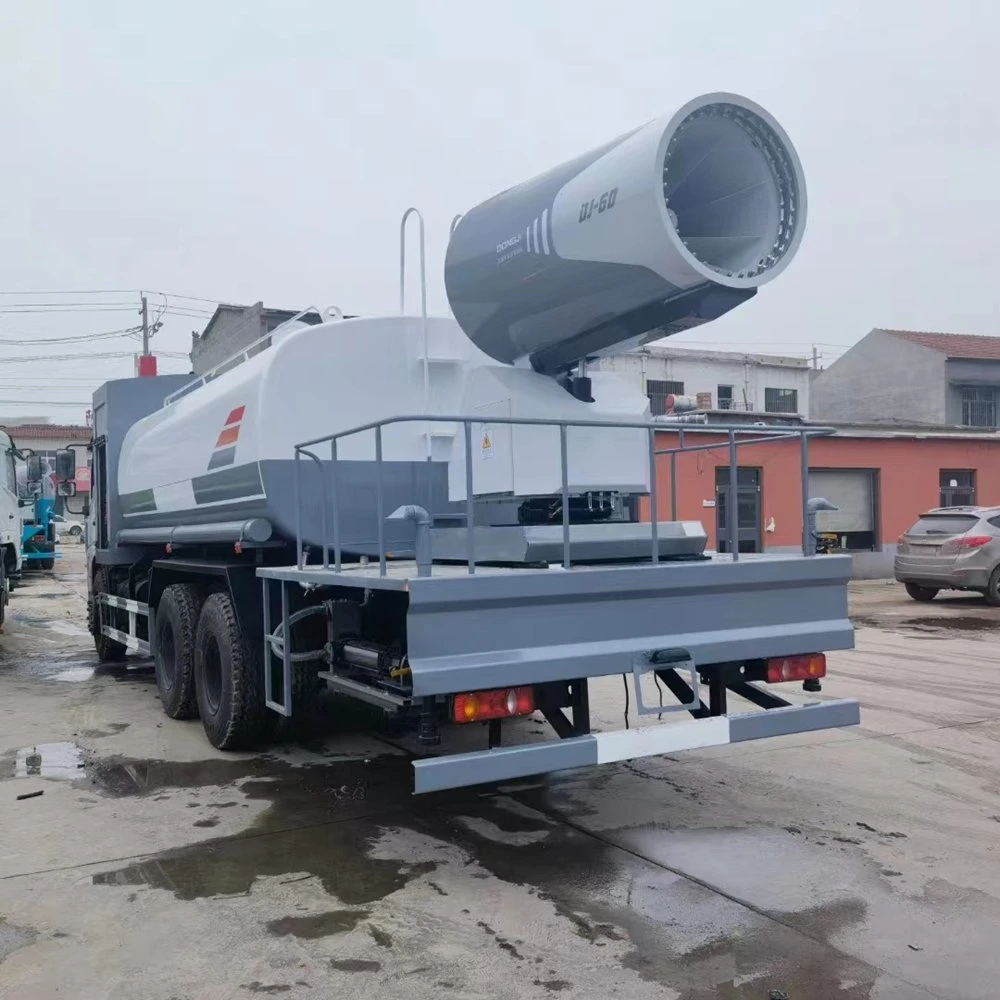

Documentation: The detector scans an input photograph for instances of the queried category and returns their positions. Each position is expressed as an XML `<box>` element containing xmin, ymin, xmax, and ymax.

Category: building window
<box><xmin>940</xmin><ymin>469</ymin><xmax>976</xmax><ymax>507</ymax></box>
<box><xmin>647</xmin><ymin>379</ymin><xmax>684</xmax><ymax>416</ymax></box>
<box><xmin>717</xmin><ymin>385</ymin><xmax>734</xmax><ymax>410</ymax></box>
<box><xmin>764</xmin><ymin>387</ymin><xmax>798</xmax><ymax>414</ymax></box>
<box><xmin>960</xmin><ymin>386</ymin><xmax>998</xmax><ymax>428</ymax></box>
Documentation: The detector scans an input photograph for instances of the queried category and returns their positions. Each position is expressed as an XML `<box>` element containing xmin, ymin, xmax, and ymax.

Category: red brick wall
<box><xmin>649</xmin><ymin>432</ymin><xmax>1000</xmax><ymax>549</ymax></box>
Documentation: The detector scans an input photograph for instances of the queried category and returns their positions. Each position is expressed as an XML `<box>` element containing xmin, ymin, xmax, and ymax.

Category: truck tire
<box><xmin>154</xmin><ymin>584</ymin><xmax>201</xmax><ymax>719</ymax></box>
<box><xmin>194</xmin><ymin>591</ymin><xmax>269</xmax><ymax>750</ymax></box>
<box><xmin>89</xmin><ymin>566</ymin><xmax>128</xmax><ymax>662</ymax></box>
<box><xmin>37</xmin><ymin>541</ymin><xmax>55</xmax><ymax>572</ymax></box>
<box><xmin>904</xmin><ymin>582</ymin><xmax>938</xmax><ymax>602</ymax></box>
<box><xmin>984</xmin><ymin>567</ymin><xmax>1000</xmax><ymax>607</ymax></box>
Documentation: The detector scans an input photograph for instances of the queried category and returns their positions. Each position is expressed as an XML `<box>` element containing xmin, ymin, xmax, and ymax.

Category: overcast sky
<box><xmin>1</xmin><ymin>1</ymin><xmax>997</xmax><ymax>421</ymax></box>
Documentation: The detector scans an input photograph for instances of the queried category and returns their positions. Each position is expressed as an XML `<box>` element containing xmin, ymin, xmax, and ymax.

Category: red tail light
<box><xmin>941</xmin><ymin>535</ymin><xmax>991</xmax><ymax>553</ymax></box>
<box><xmin>766</xmin><ymin>653</ymin><xmax>826</xmax><ymax>684</ymax></box>
<box><xmin>452</xmin><ymin>687</ymin><xmax>535</xmax><ymax>724</ymax></box>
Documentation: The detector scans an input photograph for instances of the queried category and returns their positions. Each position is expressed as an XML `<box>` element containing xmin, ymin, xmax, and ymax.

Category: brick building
<box><xmin>650</xmin><ymin>423</ymin><xmax>1000</xmax><ymax>578</ymax></box>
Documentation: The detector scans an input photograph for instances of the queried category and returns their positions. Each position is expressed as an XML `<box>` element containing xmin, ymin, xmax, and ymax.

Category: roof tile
<box><xmin>881</xmin><ymin>328</ymin><xmax>1000</xmax><ymax>360</ymax></box>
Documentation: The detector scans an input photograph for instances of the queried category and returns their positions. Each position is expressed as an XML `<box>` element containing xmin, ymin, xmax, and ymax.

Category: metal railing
<box><xmin>163</xmin><ymin>305</ymin><xmax>345</xmax><ymax>406</ymax></box>
<box><xmin>292</xmin><ymin>415</ymin><xmax>836</xmax><ymax>577</ymax></box>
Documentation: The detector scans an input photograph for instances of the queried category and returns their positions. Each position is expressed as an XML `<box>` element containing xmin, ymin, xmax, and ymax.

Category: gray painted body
<box><xmin>411</xmin><ymin>698</ymin><xmax>860</xmax><ymax>793</ymax></box>
<box><xmin>260</xmin><ymin>552</ymin><xmax>855</xmax><ymax>698</ymax></box>
<box><xmin>92</xmin><ymin>375</ymin><xmax>193</xmax><ymax>566</ymax></box>
<box><xmin>120</xmin><ymin>458</ymin><xmax>455</xmax><ymax>559</ymax></box>
<box><xmin>429</xmin><ymin>520</ymin><xmax>707</xmax><ymax>563</ymax></box>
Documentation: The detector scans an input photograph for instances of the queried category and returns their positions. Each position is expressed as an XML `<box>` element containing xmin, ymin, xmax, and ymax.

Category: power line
<box><xmin>0</xmin><ymin>325</ymin><xmax>142</xmax><ymax>345</ymax></box>
<box><xmin>0</xmin><ymin>349</ymin><xmax>189</xmax><ymax>363</ymax></box>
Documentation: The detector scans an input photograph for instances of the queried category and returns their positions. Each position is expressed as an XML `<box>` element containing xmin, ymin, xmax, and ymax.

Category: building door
<box><xmin>715</xmin><ymin>467</ymin><xmax>761</xmax><ymax>553</ymax></box>
<box><xmin>807</xmin><ymin>469</ymin><xmax>877</xmax><ymax>551</ymax></box>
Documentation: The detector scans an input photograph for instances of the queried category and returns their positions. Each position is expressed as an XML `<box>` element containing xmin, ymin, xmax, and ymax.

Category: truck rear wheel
<box><xmin>89</xmin><ymin>566</ymin><xmax>128</xmax><ymax>662</ymax></box>
<box><xmin>154</xmin><ymin>584</ymin><xmax>201</xmax><ymax>719</ymax></box>
<box><xmin>194</xmin><ymin>591</ymin><xmax>269</xmax><ymax>750</ymax></box>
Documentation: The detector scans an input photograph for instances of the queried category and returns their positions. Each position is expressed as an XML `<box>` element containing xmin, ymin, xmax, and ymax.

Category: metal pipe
<box><xmin>331</xmin><ymin>438</ymin><xmax>341</xmax><ymax>572</ymax></box>
<box><xmin>647</xmin><ymin>427</ymin><xmax>659</xmax><ymax>564</ymax></box>
<box><xmin>399</xmin><ymin>207</ymin><xmax>431</xmax><ymax>462</ymax></box>
<box><xmin>375</xmin><ymin>426</ymin><xmax>385</xmax><ymax>576</ymax></box>
<box><xmin>117</xmin><ymin>518</ymin><xmax>272</xmax><ymax>546</ymax></box>
<box><xmin>294</xmin><ymin>449</ymin><xmax>303</xmax><ymax>569</ymax></box>
<box><xmin>280</xmin><ymin>581</ymin><xmax>292</xmax><ymax>714</ymax></box>
<box><xmin>800</xmin><ymin>429</ymin><xmax>810</xmax><ymax>556</ymax></box>
<box><xmin>728</xmin><ymin>429</ymin><xmax>739</xmax><ymax>562</ymax></box>
<box><xmin>656</xmin><ymin>432</ymin><xmax>813</xmax><ymax>457</ymax></box>
<box><xmin>387</xmin><ymin>505</ymin><xmax>431</xmax><ymax>576</ymax></box>
<box><xmin>262</xmin><ymin>578</ymin><xmax>272</xmax><ymax>706</ymax></box>
<box><xmin>464</xmin><ymin>420</ymin><xmax>475</xmax><ymax>575</ymax></box>
<box><xmin>560</xmin><ymin>424</ymin><xmax>571</xmax><ymax>568</ymax></box>
<box><xmin>295</xmin><ymin>416</ymin><xmax>837</xmax><ymax>452</ymax></box>
<box><xmin>300</xmin><ymin>448</ymin><xmax>328</xmax><ymax>569</ymax></box>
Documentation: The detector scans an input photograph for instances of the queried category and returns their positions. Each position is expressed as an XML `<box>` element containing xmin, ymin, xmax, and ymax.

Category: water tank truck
<box><xmin>86</xmin><ymin>93</ymin><xmax>857</xmax><ymax>792</ymax></box>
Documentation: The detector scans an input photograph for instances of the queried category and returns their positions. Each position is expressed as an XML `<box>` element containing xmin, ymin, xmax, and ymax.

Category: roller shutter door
<box><xmin>808</xmin><ymin>470</ymin><xmax>874</xmax><ymax>533</ymax></box>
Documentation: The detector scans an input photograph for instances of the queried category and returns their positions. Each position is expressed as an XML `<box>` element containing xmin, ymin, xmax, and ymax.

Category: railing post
<box><xmin>728</xmin><ymin>429</ymin><xmax>739</xmax><ymax>562</ymax></box>
<box><xmin>800</xmin><ymin>429</ymin><xmax>811</xmax><ymax>556</ymax></box>
<box><xmin>647</xmin><ymin>427</ymin><xmax>659</xmax><ymax>564</ymax></box>
<box><xmin>375</xmin><ymin>426</ymin><xmax>386</xmax><ymax>576</ymax></box>
<box><xmin>560</xmin><ymin>424</ymin><xmax>571</xmax><ymax>569</ymax></box>
<box><xmin>464</xmin><ymin>420</ymin><xmax>475</xmax><ymax>574</ymax></box>
<box><xmin>671</xmin><ymin>427</ymin><xmax>683</xmax><ymax>521</ymax></box>
<box><xmin>294</xmin><ymin>447</ymin><xmax>304</xmax><ymax>569</ymax></box>
<box><xmin>331</xmin><ymin>438</ymin><xmax>341</xmax><ymax>572</ymax></box>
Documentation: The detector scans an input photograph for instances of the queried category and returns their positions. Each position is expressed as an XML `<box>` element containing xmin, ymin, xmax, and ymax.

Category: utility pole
<box><xmin>140</xmin><ymin>294</ymin><xmax>150</xmax><ymax>355</ymax></box>
<box><xmin>811</xmin><ymin>345</ymin><xmax>819</xmax><ymax>370</ymax></box>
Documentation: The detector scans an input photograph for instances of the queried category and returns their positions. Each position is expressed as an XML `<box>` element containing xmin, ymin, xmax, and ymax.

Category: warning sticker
<box><xmin>480</xmin><ymin>427</ymin><xmax>494</xmax><ymax>460</ymax></box>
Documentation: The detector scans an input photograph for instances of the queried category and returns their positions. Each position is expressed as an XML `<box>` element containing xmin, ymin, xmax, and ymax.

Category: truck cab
<box><xmin>0</xmin><ymin>431</ymin><xmax>23</xmax><ymax>617</ymax></box>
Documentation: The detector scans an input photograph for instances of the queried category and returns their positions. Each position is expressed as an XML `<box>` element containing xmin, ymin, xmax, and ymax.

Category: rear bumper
<box><xmin>412</xmin><ymin>698</ymin><xmax>860</xmax><ymax>793</ymax></box>
<box><xmin>894</xmin><ymin>559</ymin><xmax>990</xmax><ymax>589</ymax></box>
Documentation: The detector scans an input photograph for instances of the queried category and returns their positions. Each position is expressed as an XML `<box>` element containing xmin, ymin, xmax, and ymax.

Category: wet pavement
<box><xmin>1</xmin><ymin>552</ymin><xmax>999</xmax><ymax>998</ymax></box>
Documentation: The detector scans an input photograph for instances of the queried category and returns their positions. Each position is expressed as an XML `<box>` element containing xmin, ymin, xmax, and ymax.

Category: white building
<box><xmin>594</xmin><ymin>344</ymin><xmax>812</xmax><ymax>416</ymax></box>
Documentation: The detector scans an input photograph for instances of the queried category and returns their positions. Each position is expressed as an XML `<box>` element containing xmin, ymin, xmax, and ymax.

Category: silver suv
<box><xmin>895</xmin><ymin>506</ymin><xmax>1000</xmax><ymax>603</ymax></box>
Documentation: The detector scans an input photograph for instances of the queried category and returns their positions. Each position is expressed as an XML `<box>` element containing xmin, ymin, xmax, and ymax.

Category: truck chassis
<box><xmin>90</xmin><ymin>409</ymin><xmax>859</xmax><ymax>793</ymax></box>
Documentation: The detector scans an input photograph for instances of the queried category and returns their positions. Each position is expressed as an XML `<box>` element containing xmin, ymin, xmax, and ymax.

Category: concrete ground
<box><xmin>2</xmin><ymin>550</ymin><xmax>999</xmax><ymax>1000</ymax></box>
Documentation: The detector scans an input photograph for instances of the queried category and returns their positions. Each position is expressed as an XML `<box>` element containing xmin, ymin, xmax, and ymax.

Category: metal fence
<box><xmin>293</xmin><ymin>415</ymin><xmax>836</xmax><ymax>577</ymax></box>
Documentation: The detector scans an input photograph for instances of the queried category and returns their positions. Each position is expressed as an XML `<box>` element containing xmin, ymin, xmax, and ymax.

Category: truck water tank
<box><xmin>445</xmin><ymin>93</ymin><xmax>806</xmax><ymax>375</ymax></box>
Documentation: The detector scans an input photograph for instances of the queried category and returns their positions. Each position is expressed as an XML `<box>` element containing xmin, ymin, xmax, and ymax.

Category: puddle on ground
<box><xmin>84</xmin><ymin>748</ymin><xmax>883</xmax><ymax>998</ymax></box>
<box><xmin>0</xmin><ymin>918</ymin><xmax>37</xmax><ymax>963</ymax></box>
<box><xmin>9</xmin><ymin>614</ymin><xmax>90</xmax><ymax>638</ymax></box>
<box><xmin>853</xmin><ymin>613</ymin><xmax>1000</xmax><ymax>634</ymax></box>
<box><xmin>91</xmin><ymin>754</ymin><xmax>435</xmax><ymax>903</ymax></box>
<box><xmin>52</xmin><ymin>665</ymin><xmax>95</xmax><ymax>683</ymax></box>
<box><xmin>267</xmin><ymin>910</ymin><xmax>368</xmax><ymax>939</ymax></box>
<box><xmin>1</xmin><ymin>650</ymin><xmax>154</xmax><ymax>684</ymax></box>
<box><xmin>12</xmin><ymin>742</ymin><xmax>85</xmax><ymax>780</ymax></box>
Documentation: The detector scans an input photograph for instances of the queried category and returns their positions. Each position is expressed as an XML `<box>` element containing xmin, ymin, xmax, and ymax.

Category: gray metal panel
<box><xmin>404</xmin><ymin>554</ymin><xmax>853</xmax><ymax>696</ymax></box>
<box><xmin>92</xmin><ymin>375</ymin><xmax>194</xmax><ymax>560</ymax></box>
<box><xmin>809</xmin><ymin>470</ymin><xmax>874</xmax><ymax>533</ymax></box>
<box><xmin>413</xmin><ymin>737</ymin><xmax>597</xmax><ymax>794</ymax></box>
<box><xmin>728</xmin><ymin>698</ymin><xmax>860</xmax><ymax>741</ymax></box>
<box><xmin>429</xmin><ymin>520</ymin><xmax>707</xmax><ymax>564</ymax></box>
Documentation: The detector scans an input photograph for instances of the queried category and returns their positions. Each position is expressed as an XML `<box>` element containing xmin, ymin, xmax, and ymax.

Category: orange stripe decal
<box><xmin>215</xmin><ymin>425</ymin><xmax>240</xmax><ymax>448</ymax></box>
<box><xmin>225</xmin><ymin>405</ymin><xmax>245</xmax><ymax>426</ymax></box>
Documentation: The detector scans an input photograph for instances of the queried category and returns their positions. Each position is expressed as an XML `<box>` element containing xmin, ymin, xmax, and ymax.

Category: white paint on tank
<box><xmin>119</xmin><ymin>315</ymin><xmax>652</xmax><ymax>514</ymax></box>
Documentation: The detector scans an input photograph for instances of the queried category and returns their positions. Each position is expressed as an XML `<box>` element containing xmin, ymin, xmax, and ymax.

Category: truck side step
<box><xmin>95</xmin><ymin>594</ymin><xmax>150</xmax><ymax>656</ymax></box>
<box><xmin>316</xmin><ymin>672</ymin><xmax>410</xmax><ymax>711</ymax></box>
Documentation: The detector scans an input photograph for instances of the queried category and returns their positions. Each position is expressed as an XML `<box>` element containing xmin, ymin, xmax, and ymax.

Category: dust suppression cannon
<box><xmin>445</xmin><ymin>93</ymin><xmax>806</xmax><ymax>375</ymax></box>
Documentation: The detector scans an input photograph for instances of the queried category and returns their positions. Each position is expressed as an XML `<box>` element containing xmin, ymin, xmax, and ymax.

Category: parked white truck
<box><xmin>87</xmin><ymin>93</ymin><xmax>858</xmax><ymax>792</ymax></box>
